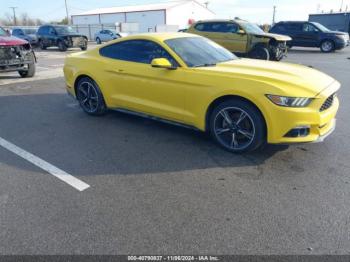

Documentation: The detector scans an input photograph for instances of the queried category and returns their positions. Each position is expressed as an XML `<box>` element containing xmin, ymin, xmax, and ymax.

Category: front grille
<box><xmin>320</xmin><ymin>93</ymin><xmax>336</xmax><ymax>112</ymax></box>
<box><xmin>0</xmin><ymin>46</ymin><xmax>19</xmax><ymax>60</ymax></box>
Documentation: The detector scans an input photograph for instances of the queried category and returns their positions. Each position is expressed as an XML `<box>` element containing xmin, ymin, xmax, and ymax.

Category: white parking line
<box><xmin>0</xmin><ymin>137</ymin><xmax>90</xmax><ymax>192</ymax></box>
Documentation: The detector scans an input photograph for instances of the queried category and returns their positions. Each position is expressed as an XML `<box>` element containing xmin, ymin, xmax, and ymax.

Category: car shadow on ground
<box><xmin>0</xmin><ymin>93</ymin><xmax>288</xmax><ymax>176</ymax></box>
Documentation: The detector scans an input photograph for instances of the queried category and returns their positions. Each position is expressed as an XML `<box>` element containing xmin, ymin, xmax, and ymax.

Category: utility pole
<box><xmin>272</xmin><ymin>6</ymin><xmax>276</xmax><ymax>26</ymax></box>
<box><xmin>340</xmin><ymin>0</ymin><xmax>344</xmax><ymax>11</ymax></box>
<box><xmin>9</xmin><ymin>7</ymin><xmax>18</xmax><ymax>26</ymax></box>
<box><xmin>64</xmin><ymin>0</ymin><xmax>69</xmax><ymax>24</ymax></box>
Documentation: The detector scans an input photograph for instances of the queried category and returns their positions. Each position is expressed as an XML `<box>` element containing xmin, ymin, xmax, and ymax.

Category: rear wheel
<box><xmin>58</xmin><ymin>40</ymin><xmax>67</xmax><ymax>52</ymax></box>
<box><xmin>249</xmin><ymin>46</ymin><xmax>270</xmax><ymax>60</ymax></box>
<box><xmin>320</xmin><ymin>40</ymin><xmax>335</xmax><ymax>53</ymax></box>
<box><xmin>76</xmin><ymin>77</ymin><xmax>107</xmax><ymax>116</ymax></box>
<box><xmin>18</xmin><ymin>53</ymin><xmax>36</xmax><ymax>78</ymax></box>
<box><xmin>81</xmin><ymin>39</ymin><xmax>88</xmax><ymax>50</ymax></box>
<box><xmin>209</xmin><ymin>99</ymin><xmax>266</xmax><ymax>153</ymax></box>
<box><xmin>39</xmin><ymin>40</ymin><xmax>46</xmax><ymax>50</ymax></box>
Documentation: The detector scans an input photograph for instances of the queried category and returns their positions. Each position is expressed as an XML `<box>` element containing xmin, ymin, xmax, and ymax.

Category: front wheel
<box><xmin>76</xmin><ymin>77</ymin><xmax>107</xmax><ymax>116</ymax></box>
<box><xmin>18</xmin><ymin>53</ymin><xmax>36</xmax><ymax>78</ymax></box>
<box><xmin>320</xmin><ymin>40</ymin><xmax>335</xmax><ymax>53</ymax></box>
<box><xmin>248</xmin><ymin>46</ymin><xmax>270</xmax><ymax>60</ymax></box>
<box><xmin>209</xmin><ymin>99</ymin><xmax>266</xmax><ymax>153</ymax></box>
<box><xmin>96</xmin><ymin>37</ymin><xmax>101</xmax><ymax>44</ymax></box>
<box><xmin>39</xmin><ymin>40</ymin><xmax>46</xmax><ymax>50</ymax></box>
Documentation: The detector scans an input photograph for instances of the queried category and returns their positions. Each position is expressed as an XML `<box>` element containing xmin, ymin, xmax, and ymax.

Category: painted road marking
<box><xmin>0</xmin><ymin>137</ymin><xmax>90</xmax><ymax>192</ymax></box>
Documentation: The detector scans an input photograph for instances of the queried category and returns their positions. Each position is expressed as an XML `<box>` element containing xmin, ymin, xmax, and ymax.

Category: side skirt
<box><xmin>112</xmin><ymin>108</ymin><xmax>201</xmax><ymax>132</ymax></box>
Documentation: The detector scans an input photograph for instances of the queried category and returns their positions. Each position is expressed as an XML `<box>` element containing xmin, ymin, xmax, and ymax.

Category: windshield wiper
<box><xmin>193</xmin><ymin>63</ymin><xmax>217</xmax><ymax>68</ymax></box>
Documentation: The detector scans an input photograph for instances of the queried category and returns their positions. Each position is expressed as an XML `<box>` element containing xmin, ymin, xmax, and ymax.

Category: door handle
<box><xmin>117</xmin><ymin>69</ymin><xmax>124</xmax><ymax>73</ymax></box>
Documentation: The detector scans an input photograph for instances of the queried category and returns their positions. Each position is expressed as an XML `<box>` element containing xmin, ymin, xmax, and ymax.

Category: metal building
<box><xmin>309</xmin><ymin>12</ymin><xmax>350</xmax><ymax>34</ymax></box>
<box><xmin>71</xmin><ymin>0</ymin><xmax>215</xmax><ymax>33</ymax></box>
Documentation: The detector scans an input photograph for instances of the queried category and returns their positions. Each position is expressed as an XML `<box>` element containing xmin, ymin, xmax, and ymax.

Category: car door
<box><xmin>100</xmin><ymin>30</ymin><xmax>107</xmax><ymax>42</ymax></box>
<box><xmin>285</xmin><ymin>23</ymin><xmax>303</xmax><ymax>46</ymax></box>
<box><xmin>300</xmin><ymin>23</ymin><xmax>320</xmax><ymax>47</ymax></box>
<box><xmin>222</xmin><ymin>22</ymin><xmax>248</xmax><ymax>53</ymax></box>
<box><xmin>98</xmin><ymin>40</ymin><xmax>189</xmax><ymax>122</ymax></box>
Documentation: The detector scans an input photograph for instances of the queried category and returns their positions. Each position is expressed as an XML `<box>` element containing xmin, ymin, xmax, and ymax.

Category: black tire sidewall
<box><xmin>96</xmin><ymin>38</ymin><xmax>101</xmax><ymax>44</ymax></box>
<box><xmin>249</xmin><ymin>47</ymin><xmax>270</xmax><ymax>60</ymax></box>
<box><xmin>76</xmin><ymin>77</ymin><xmax>107</xmax><ymax>116</ymax></box>
<box><xmin>58</xmin><ymin>41</ymin><xmax>67</xmax><ymax>52</ymax></box>
<box><xmin>209</xmin><ymin>99</ymin><xmax>266</xmax><ymax>153</ymax></box>
<box><xmin>18</xmin><ymin>53</ymin><xmax>36</xmax><ymax>78</ymax></box>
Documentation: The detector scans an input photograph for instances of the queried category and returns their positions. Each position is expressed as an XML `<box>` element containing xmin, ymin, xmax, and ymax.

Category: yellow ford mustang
<box><xmin>64</xmin><ymin>33</ymin><xmax>340</xmax><ymax>153</ymax></box>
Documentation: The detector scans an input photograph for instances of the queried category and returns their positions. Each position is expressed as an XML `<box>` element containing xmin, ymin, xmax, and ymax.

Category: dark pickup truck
<box><xmin>0</xmin><ymin>26</ymin><xmax>36</xmax><ymax>78</ymax></box>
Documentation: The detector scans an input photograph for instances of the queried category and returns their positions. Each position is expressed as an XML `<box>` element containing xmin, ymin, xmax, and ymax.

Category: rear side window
<box><xmin>285</xmin><ymin>23</ymin><xmax>303</xmax><ymax>31</ymax></box>
<box><xmin>38</xmin><ymin>26</ymin><xmax>49</xmax><ymax>35</ymax></box>
<box><xmin>195</xmin><ymin>22</ymin><xmax>239</xmax><ymax>33</ymax></box>
<box><xmin>272</xmin><ymin>23</ymin><xmax>286</xmax><ymax>32</ymax></box>
<box><xmin>12</xmin><ymin>29</ymin><xmax>22</xmax><ymax>35</ymax></box>
<box><xmin>99</xmin><ymin>40</ymin><xmax>178</xmax><ymax>66</ymax></box>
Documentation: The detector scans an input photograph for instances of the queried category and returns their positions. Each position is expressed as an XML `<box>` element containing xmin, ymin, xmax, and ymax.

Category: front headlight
<box><xmin>266</xmin><ymin>95</ymin><xmax>313</xmax><ymax>107</ymax></box>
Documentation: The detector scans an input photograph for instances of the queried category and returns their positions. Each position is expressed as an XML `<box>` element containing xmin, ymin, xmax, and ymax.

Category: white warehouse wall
<box><xmin>100</xmin><ymin>13</ymin><xmax>125</xmax><ymax>24</ymax></box>
<box><xmin>126</xmin><ymin>10</ymin><xmax>165</xmax><ymax>32</ymax></box>
<box><xmin>166</xmin><ymin>1</ymin><xmax>215</xmax><ymax>29</ymax></box>
<box><xmin>72</xmin><ymin>14</ymin><xmax>100</xmax><ymax>25</ymax></box>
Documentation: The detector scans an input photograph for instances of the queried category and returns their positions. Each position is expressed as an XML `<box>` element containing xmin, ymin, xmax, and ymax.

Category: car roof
<box><xmin>120</xmin><ymin>32</ymin><xmax>201</xmax><ymax>42</ymax></box>
<box><xmin>195</xmin><ymin>19</ymin><xmax>249</xmax><ymax>24</ymax></box>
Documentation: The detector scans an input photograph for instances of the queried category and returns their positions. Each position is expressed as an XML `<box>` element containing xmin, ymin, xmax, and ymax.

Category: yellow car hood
<box><xmin>200</xmin><ymin>59</ymin><xmax>336</xmax><ymax>97</ymax></box>
<box><xmin>254</xmin><ymin>32</ymin><xmax>292</xmax><ymax>41</ymax></box>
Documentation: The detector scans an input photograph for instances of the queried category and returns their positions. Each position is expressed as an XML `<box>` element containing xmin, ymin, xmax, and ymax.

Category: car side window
<box><xmin>195</xmin><ymin>23</ymin><xmax>213</xmax><ymax>32</ymax></box>
<box><xmin>13</xmin><ymin>29</ymin><xmax>20</xmax><ymax>35</ymax></box>
<box><xmin>273</xmin><ymin>24</ymin><xmax>286</xmax><ymax>32</ymax></box>
<box><xmin>48</xmin><ymin>27</ymin><xmax>56</xmax><ymax>35</ymax></box>
<box><xmin>99</xmin><ymin>40</ymin><xmax>178</xmax><ymax>66</ymax></box>
<box><xmin>286</xmin><ymin>23</ymin><xmax>303</xmax><ymax>32</ymax></box>
<box><xmin>303</xmin><ymin>23</ymin><xmax>318</xmax><ymax>32</ymax></box>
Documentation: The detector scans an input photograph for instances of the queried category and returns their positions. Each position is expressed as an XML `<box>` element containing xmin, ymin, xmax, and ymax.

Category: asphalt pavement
<box><xmin>0</xmin><ymin>45</ymin><xmax>349</xmax><ymax>255</ymax></box>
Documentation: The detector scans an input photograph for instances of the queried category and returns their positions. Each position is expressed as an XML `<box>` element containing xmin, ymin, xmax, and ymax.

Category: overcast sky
<box><xmin>2</xmin><ymin>0</ymin><xmax>350</xmax><ymax>24</ymax></box>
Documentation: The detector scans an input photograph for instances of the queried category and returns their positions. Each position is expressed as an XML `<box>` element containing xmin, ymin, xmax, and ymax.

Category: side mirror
<box><xmin>151</xmin><ymin>58</ymin><xmax>176</xmax><ymax>70</ymax></box>
<box><xmin>237</xmin><ymin>29</ymin><xmax>246</xmax><ymax>35</ymax></box>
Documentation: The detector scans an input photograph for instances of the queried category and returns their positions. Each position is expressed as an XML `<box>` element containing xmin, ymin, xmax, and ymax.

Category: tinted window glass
<box><xmin>0</xmin><ymin>27</ymin><xmax>7</xmax><ymax>36</ymax></box>
<box><xmin>39</xmin><ymin>26</ymin><xmax>49</xmax><ymax>35</ymax></box>
<box><xmin>285</xmin><ymin>23</ymin><xmax>302</xmax><ymax>31</ymax></box>
<box><xmin>100</xmin><ymin>40</ymin><xmax>178</xmax><ymax>66</ymax></box>
<box><xmin>272</xmin><ymin>24</ymin><xmax>286</xmax><ymax>32</ymax></box>
<box><xmin>165</xmin><ymin>37</ymin><xmax>237</xmax><ymax>67</ymax></box>
<box><xmin>12</xmin><ymin>29</ymin><xmax>22</xmax><ymax>35</ymax></box>
<box><xmin>303</xmin><ymin>23</ymin><xmax>318</xmax><ymax>32</ymax></box>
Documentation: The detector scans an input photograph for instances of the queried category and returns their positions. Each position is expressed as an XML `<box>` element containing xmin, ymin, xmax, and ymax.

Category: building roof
<box><xmin>73</xmin><ymin>0</ymin><xmax>213</xmax><ymax>16</ymax></box>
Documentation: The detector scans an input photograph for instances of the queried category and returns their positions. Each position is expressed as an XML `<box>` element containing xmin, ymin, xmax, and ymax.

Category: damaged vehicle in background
<box><xmin>36</xmin><ymin>25</ymin><xmax>88</xmax><ymax>52</ymax></box>
<box><xmin>188</xmin><ymin>19</ymin><xmax>292</xmax><ymax>61</ymax></box>
<box><xmin>0</xmin><ymin>26</ymin><xmax>36</xmax><ymax>78</ymax></box>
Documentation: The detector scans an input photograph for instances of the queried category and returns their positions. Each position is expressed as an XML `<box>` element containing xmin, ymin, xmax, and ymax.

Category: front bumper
<box><xmin>266</xmin><ymin>81</ymin><xmax>340</xmax><ymax>144</ymax></box>
<box><xmin>335</xmin><ymin>38</ymin><xmax>349</xmax><ymax>50</ymax></box>
<box><xmin>64</xmin><ymin>37</ymin><xmax>87</xmax><ymax>48</ymax></box>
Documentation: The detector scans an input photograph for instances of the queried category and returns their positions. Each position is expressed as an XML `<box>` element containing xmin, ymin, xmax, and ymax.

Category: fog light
<box><xmin>284</xmin><ymin>126</ymin><xmax>310</xmax><ymax>138</ymax></box>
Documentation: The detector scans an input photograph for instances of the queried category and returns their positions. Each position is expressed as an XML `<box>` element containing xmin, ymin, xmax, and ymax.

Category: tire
<box><xmin>96</xmin><ymin>37</ymin><xmax>101</xmax><ymax>44</ymax></box>
<box><xmin>76</xmin><ymin>77</ymin><xmax>107</xmax><ymax>116</ymax></box>
<box><xmin>209</xmin><ymin>99</ymin><xmax>266</xmax><ymax>153</ymax></box>
<box><xmin>320</xmin><ymin>40</ymin><xmax>335</xmax><ymax>53</ymax></box>
<box><xmin>58</xmin><ymin>40</ymin><xmax>67</xmax><ymax>52</ymax></box>
<box><xmin>39</xmin><ymin>40</ymin><xmax>46</xmax><ymax>50</ymax></box>
<box><xmin>248</xmin><ymin>46</ymin><xmax>270</xmax><ymax>60</ymax></box>
<box><xmin>18</xmin><ymin>53</ymin><xmax>36</xmax><ymax>78</ymax></box>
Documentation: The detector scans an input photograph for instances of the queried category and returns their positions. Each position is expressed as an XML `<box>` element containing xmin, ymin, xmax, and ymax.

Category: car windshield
<box><xmin>311</xmin><ymin>22</ymin><xmax>330</xmax><ymax>32</ymax></box>
<box><xmin>54</xmin><ymin>26</ymin><xmax>77</xmax><ymax>35</ymax></box>
<box><xmin>0</xmin><ymin>27</ymin><xmax>7</xmax><ymax>36</ymax></box>
<box><xmin>240</xmin><ymin>22</ymin><xmax>265</xmax><ymax>34</ymax></box>
<box><xmin>165</xmin><ymin>37</ymin><xmax>237</xmax><ymax>67</ymax></box>
<box><xmin>23</xmin><ymin>29</ymin><xmax>37</xmax><ymax>34</ymax></box>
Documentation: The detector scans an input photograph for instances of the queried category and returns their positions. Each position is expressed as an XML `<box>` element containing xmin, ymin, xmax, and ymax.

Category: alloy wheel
<box><xmin>321</xmin><ymin>41</ymin><xmax>333</xmax><ymax>52</ymax></box>
<box><xmin>77</xmin><ymin>81</ymin><xmax>99</xmax><ymax>113</ymax></box>
<box><xmin>213</xmin><ymin>107</ymin><xmax>256</xmax><ymax>151</ymax></box>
